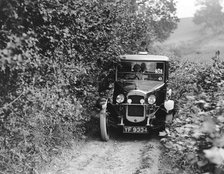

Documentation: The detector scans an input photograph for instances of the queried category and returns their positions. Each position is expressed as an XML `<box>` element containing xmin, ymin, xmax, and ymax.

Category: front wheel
<box><xmin>100</xmin><ymin>109</ymin><xmax>109</xmax><ymax>141</ymax></box>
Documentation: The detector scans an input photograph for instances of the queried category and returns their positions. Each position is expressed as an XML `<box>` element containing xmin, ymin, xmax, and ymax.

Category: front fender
<box><xmin>96</xmin><ymin>98</ymin><xmax>108</xmax><ymax>110</ymax></box>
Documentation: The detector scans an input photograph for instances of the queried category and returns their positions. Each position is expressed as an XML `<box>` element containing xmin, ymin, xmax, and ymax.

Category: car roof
<box><xmin>120</xmin><ymin>54</ymin><xmax>170</xmax><ymax>61</ymax></box>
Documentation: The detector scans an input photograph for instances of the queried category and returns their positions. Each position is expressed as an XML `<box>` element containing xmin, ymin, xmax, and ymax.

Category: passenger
<box><xmin>141</xmin><ymin>63</ymin><xmax>147</xmax><ymax>72</ymax></box>
<box><xmin>133</xmin><ymin>64</ymin><xmax>141</xmax><ymax>72</ymax></box>
<box><xmin>133</xmin><ymin>64</ymin><xmax>142</xmax><ymax>80</ymax></box>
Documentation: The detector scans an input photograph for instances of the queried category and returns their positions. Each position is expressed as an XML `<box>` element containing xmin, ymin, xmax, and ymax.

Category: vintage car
<box><xmin>98</xmin><ymin>53</ymin><xmax>175</xmax><ymax>141</ymax></box>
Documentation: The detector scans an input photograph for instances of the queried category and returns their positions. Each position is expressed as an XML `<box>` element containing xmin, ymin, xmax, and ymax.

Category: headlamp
<box><xmin>140</xmin><ymin>99</ymin><xmax>145</xmax><ymax>104</ymax></box>
<box><xmin>148</xmin><ymin>95</ymin><xmax>156</xmax><ymax>104</ymax></box>
<box><xmin>116</xmin><ymin>94</ymin><xmax>125</xmax><ymax>103</ymax></box>
<box><xmin>127</xmin><ymin>99</ymin><xmax>132</xmax><ymax>104</ymax></box>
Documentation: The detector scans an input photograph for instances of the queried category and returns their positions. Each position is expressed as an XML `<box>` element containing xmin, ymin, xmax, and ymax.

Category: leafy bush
<box><xmin>162</xmin><ymin>56</ymin><xmax>224</xmax><ymax>174</ymax></box>
<box><xmin>0</xmin><ymin>1</ymin><xmax>119</xmax><ymax>173</ymax></box>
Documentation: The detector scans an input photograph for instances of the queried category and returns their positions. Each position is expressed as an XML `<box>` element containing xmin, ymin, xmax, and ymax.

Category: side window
<box><xmin>156</xmin><ymin>63</ymin><xmax>164</xmax><ymax>69</ymax></box>
<box><xmin>143</xmin><ymin>62</ymin><xmax>164</xmax><ymax>74</ymax></box>
<box><xmin>118</xmin><ymin>62</ymin><xmax>132</xmax><ymax>72</ymax></box>
<box><xmin>145</xmin><ymin>62</ymin><xmax>156</xmax><ymax>73</ymax></box>
<box><xmin>155</xmin><ymin>63</ymin><xmax>164</xmax><ymax>74</ymax></box>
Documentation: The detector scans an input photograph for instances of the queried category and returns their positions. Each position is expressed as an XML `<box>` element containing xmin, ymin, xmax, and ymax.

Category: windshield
<box><xmin>117</xmin><ymin>61</ymin><xmax>164</xmax><ymax>81</ymax></box>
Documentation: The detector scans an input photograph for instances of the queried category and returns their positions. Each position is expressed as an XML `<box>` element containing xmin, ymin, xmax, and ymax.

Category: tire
<box><xmin>100</xmin><ymin>109</ymin><xmax>109</xmax><ymax>141</ymax></box>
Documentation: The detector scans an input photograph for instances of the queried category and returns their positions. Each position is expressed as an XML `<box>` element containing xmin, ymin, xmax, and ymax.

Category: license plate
<box><xmin>123</xmin><ymin>126</ymin><xmax>148</xmax><ymax>133</ymax></box>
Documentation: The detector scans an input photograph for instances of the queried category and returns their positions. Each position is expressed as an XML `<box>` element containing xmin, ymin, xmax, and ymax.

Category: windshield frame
<box><xmin>115</xmin><ymin>60</ymin><xmax>166</xmax><ymax>82</ymax></box>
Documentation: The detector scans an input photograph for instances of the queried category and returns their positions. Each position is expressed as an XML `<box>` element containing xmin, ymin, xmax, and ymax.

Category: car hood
<box><xmin>116</xmin><ymin>80</ymin><xmax>165</xmax><ymax>93</ymax></box>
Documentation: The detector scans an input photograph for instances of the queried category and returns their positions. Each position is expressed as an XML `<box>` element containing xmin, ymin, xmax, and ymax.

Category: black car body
<box><xmin>98</xmin><ymin>53</ymin><xmax>175</xmax><ymax>141</ymax></box>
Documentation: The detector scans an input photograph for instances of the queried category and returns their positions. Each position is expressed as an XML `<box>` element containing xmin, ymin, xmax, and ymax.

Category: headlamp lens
<box><xmin>148</xmin><ymin>95</ymin><xmax>156</xmax><ymax>104</ymax></box>
<box><xmin>127</xmin><ymin>99</ymin><xmax>132</xmax><ymax>104</ymax></box>
<box><xmin>140</xmin><ymin>99</ymin><xmax>145</xmax><ymax>104</ymax></box>
<box><xmin>116</xmin><ymin>94</ymin><xmax>125</xmax><ymax>103</ymax></box>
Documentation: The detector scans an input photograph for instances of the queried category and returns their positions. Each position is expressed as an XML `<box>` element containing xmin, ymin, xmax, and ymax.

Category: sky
<box><xmin>176</xmin><ymin>0</ymin><xmax>198</xmax><ymax>18</ymax></box>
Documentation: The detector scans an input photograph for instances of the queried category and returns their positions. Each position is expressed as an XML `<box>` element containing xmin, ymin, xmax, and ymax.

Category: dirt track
<box><xmin>42</xmin><ymin>132</ymin><xmax>163</xmax><ymax>174</ymax></box>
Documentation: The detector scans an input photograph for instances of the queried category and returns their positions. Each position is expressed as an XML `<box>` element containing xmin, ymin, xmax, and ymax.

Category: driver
<box><xmin>133</xmin><ymin>64</ymin><xmax>143</xmax><ymax>80</ymax></box>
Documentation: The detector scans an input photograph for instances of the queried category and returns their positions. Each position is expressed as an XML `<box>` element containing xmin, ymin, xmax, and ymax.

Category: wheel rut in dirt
<box><xmin>50</xmin><ymin>134</ymin><xmax>162</xmax><ymax>174</ymax></box>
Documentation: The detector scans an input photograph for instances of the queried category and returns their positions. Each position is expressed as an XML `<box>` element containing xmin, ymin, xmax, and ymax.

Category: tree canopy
<box><xmin>0</xmin><ymin>0</ymin><xmax>178</xmax><ymax>66</ymax></box>
<box><xmin>193</xmin><ymin>0</ymin><xmax>224</xmax><ymax>35</ymax></box>
<box><xmin>114</xmin><ymin>0</ymin><xmax>178</xmax><ymax>53</ymax></box>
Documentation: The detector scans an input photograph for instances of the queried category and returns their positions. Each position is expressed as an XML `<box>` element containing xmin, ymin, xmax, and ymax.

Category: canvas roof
<box><xmin>120</xmin><ymin>54</ymin><xmax>170</xmax><ymax>61</ymax></box>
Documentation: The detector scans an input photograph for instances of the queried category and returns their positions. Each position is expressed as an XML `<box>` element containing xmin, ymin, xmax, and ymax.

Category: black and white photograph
<box><xmin>1</xmin><ymin>0</ymin><xmax>224</xmax><ymax>173</ymax></box>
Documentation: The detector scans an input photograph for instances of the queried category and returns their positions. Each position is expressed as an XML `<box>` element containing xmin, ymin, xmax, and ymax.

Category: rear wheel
<box><xmin>100</xmin><ymin>109</ymin><xmax>109</xmax><ymax>141</ymax></box>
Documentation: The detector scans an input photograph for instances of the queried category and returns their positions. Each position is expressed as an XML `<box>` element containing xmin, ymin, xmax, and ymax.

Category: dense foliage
<box><xmin>162</xmin><ymin>56</ymin><xmax>224</xmax><ymax>174</ymax></box>
<box><xmin>0</xmin><ymin>0</ymin><xmax>178</xmax><ymax>173</ymax></box>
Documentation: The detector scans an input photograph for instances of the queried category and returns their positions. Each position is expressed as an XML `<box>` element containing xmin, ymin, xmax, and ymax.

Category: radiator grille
<box><xmin>128</xmin><ymin>105</ymin><xmax>144</xmax><ymax>117</ymax></box>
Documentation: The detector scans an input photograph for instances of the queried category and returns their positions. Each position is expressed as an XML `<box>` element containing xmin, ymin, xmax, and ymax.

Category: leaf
<box><xmin>201</xmin><ymin>118</ymin><xmax>216</xmax><ymax>134</ymax></box>
<box><xmin>186</xmin><ymin>95</ymin><xmax>195</xmax><ymax>100</ymax></box>
<box><xmin>159</xmin><ymin>131</ymin><xmax>167</xmax><ymax>137</ymax></box>
<box><xmin>192</xmin><ymin>129</ymin><xmax>203</xmax><ymax>138</ymax></box>
<box><xmin>164</xmin><ymin>142</ymin><xmax>173</xmax><ymax>149</ymax></box>
<box><xmin>187</xmin><ymin>152</ymin><xmax>196</xmax><ymax>161</ymax></box>
<box><xmin>218</xmin><ymin>116</ymin><xmax>224</xmax><ymax>123</ymax></box>
<box><xmin>204</xmin><ymin>147</ymin><xmax>224</xmax><ymax>165</ymax></box>
<box><xmin>160</xmin><ymin>138</ymin><xmax>167</xmax><ymax>143</ymax></box>
<box><xmin>214</xmin><ymin>135</ymin><xmax>224</xmax><ymax>147</ymax></box>
<box><xmin>197</xmin><ymin>160</ymin><xmax>208</xmax><ymax>167</ymax></box>
<box><xmin>175</xmin><ymin>127</ymin><xmax>185</xmax><ymax>134</ymax></box>
<box><xmin>195</xmin><ymin>100</ymin><xmax>206</xmax><ymax>104</ymax></box>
